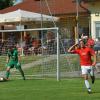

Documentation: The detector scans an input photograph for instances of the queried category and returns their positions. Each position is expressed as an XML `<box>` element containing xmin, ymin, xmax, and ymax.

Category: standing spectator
<box><xmin>68</xmin><ymin>40</ymin><xmax>96</xmax><ymax>94</ymax></box>
<box><xmin>7</xmin><ymin>33</ymin><xmax>16</xmax><ymax>47</ymax></box>
<box><xmin>46</xmin><ymin>31</ymin><xmax>55</xmax><ymax>54</ymax></box>
<box><xmin>32</xmin><ymin>38</ymin><xmax>41</xmax><ymax>55</ymax></box>
<box><xmin>24</xmin><ymin>33</ymin><xmax>31</xmax><ymax>46</ymax></box>
<box><xmin>24</xmin><ymin>33</ymin><xmax>31</xmax><ymax>55</ymax></box>
<box><xmin>81</xmin><ymin>34</ymin><xmax>95</xmax><ymax>48</ymax></box>
<box><xmin>87</xmin><ymin>37</ymin><xmax>95</xmax><ymax>48</ymax></box>
<box><xmin>94</xmin><ymin>37</ymin><xmax>100</xmax><ymax>54</ymax></box>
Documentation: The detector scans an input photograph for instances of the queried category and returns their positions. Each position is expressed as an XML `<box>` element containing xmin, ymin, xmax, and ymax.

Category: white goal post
<box><xmin>0</xmin><ymin>27</ymin><xmax>60</xmax><ymax>81</ymax></box>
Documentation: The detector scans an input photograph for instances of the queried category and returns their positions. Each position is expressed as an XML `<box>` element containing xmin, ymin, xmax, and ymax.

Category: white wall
<box><xmin>91</xmin><ymin>13</ymin><xmax>100</xmax><ymax>40</ymax></box>
<box><xmin>89</xmin><ymin>2</ymin><xmax>100</xmax><ymax>40</ymax></box>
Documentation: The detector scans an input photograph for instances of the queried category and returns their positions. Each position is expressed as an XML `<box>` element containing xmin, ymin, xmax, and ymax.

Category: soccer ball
<box><xmin>0</xmin><ymin>77</ymin><xmax>6</xmax><ymax>82</ymax></box>
<box><xmin>0</xmin><ymin>77</ymin><xmax>3</xmax><ymax>81</ymax></box>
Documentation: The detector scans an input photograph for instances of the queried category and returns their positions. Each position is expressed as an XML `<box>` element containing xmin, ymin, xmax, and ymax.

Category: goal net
<box><xmin>0</xmin><ymin>0</ymin><xmax>81</xmax><ymax>80</ymax></box>
<box><xmin>0</xmin><ymin>27</ymin><xmax>80</xmax><ymax>80</ymax></box>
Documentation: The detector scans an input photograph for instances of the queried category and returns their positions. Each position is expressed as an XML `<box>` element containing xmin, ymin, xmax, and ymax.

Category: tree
<box><xmin>0</xmin><ymin>0</ymin><xmax>13</xmax><ymax>10</ymax></box>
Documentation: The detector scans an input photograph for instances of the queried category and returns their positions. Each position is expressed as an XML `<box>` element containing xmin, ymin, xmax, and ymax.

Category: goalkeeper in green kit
<box><xmin>5</xmin><ymin>45</ymin><xmax>25</xmax><ymax>80</ymax></box>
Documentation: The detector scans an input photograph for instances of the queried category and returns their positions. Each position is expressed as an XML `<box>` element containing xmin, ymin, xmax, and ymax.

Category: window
<box><xmin>95</xmin><ymin>22</ymin><xmax>100</xmax><ymax>38</ymax></box>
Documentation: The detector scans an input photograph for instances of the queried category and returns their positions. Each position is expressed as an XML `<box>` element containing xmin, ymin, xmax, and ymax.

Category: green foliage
<box><xmin>0</xmin><ymin>0</ymin><xmax>13</xmax><ymax>10</ymax></box>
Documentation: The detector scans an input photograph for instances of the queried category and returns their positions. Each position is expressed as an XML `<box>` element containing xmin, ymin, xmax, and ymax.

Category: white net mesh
<box><xmin>0</xmin><ymin>27</ymin><xmax>80</xmax><ymax>80</ymax></box>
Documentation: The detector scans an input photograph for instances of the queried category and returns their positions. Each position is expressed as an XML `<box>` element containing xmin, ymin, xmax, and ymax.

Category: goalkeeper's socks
<box><xmin>5</xmin><ymin>71</ymin><xmax>10</xmax><ymax>79</ymax></box>
<box><xmin>23</xmin><ymin>77</ymin><xmax>25</xmax><ymax>80</ymax></box>
<box><xmin>18</xmin><ymin>68</ymin><xmax>25</xmax><ymax>80</ymax></box>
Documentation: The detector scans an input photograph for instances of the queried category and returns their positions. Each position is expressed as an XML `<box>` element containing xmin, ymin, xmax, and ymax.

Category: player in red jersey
<box><xmin>68</xmin><ymin>40</ymin><xmax>96</xmax><ymax>94</ymax></box>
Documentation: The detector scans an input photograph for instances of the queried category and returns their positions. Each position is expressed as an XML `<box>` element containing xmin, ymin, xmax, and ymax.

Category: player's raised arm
<box><xmin>67</xmin><ymin>43</ymin><xmax>78</xmax><ymax>53</ymax></box>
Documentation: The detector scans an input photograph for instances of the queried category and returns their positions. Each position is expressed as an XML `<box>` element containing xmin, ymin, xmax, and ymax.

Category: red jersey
<box><xmin>73</xmin><ymin>47</ymin><xmax>95</xmax><ymax>66</ymax></box>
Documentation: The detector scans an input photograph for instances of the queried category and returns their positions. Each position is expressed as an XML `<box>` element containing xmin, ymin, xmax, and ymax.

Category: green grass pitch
<box><xmin>0</xmin><ymin>78</ymin><xmax>100</xmax><ymax>100</ymax></box>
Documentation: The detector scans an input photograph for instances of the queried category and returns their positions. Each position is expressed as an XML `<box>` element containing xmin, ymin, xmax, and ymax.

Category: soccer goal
<box><xmin>0</xmin><ymin>27</ymin><xmax>80</xmax><ymax>80</ymax></box>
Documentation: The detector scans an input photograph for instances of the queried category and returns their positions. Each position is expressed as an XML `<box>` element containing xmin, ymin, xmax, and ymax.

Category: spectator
<box><xmin>46</xmin><ymin>31</ymin><xmax>55</xmax><ymax>54</ymax></box>
<box><xmin>94</xmin><ymin>37</ymin><xmax>100</xmax><ymax>54</ymax></box>
<box><xmin>24</xmin><ymin>33</ymin><xmax>32</xmax><ymax>55</ymax></box>
<box><xmin>81</xmin><ymin>34</ymin><xmax>95</xmax><ymax>48</ymax></box>
<box><xmin>32</xmin><ymin>38</ymin><xmax>41</xmax><ymax>55</ymax></box>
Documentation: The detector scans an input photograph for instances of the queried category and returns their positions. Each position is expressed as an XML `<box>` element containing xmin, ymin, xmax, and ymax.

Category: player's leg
<box><xmin>16</xmin><ymin>63</ymin><xmax>25</xmax><ymax>80</ymax></box>
<box><xmin>89</xmin><ymin>66</ymin><xmax>95</xmax><ymax>84</ymax></box>
<box><xmin>83</xmin><ymin>74</ymin><xmax>91</xmax><ymax>93</ymax></box>
<box><xmin>18</xmin><ymin>67</ymin><xmax>25</xmax><ymax>80</ymax></box>
<box><xmin>5</xmin><ymin>62</ymin><xmax>13</xmax><ymax>80</ymax></box>
<box><xmin>5</xmin><ymin>67</ymin><xmax>11</xmax><ymax>80</ymax></box>
<box><xmin>81</xmin><ymin>66</ymin><xmax>91</xmax><ymax>93</ymax></box>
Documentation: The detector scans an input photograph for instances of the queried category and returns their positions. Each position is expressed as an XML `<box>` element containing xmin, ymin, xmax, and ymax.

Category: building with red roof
<box><xmin>0</xmin><ymin>0</ymin><xmax>90</xmax><ymax>41</ymax></box>
<box><xmin>0</xmin><ymin>0</ymin><xmax>88</xmax><ymax>15</ymax></box>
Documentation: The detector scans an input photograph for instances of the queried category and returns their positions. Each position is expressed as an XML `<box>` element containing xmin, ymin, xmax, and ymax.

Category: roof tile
<box><xmin>0</xmin><ymin>0</ymin><xmax>88</xmax><ymax>15</ymax></box>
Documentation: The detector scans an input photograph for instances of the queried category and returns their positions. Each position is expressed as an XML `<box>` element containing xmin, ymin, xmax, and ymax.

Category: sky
<box><xmin>14</xmin><ymin>0</ymin><xmax>23</xmax><ymax>5</ymax></box>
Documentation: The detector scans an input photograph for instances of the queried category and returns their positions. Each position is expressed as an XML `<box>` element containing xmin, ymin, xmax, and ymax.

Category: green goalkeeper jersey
<box><xmin>7</xmin><ymin>48</ymin><xmax>18</xmax><ymax>62</ymax></box>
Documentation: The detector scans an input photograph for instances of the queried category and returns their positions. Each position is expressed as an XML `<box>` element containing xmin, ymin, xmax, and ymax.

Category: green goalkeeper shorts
<box><xmin>6</xmin><ymin>61</ymin><xmax>21</xmax><ymax>69</ymax></box>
